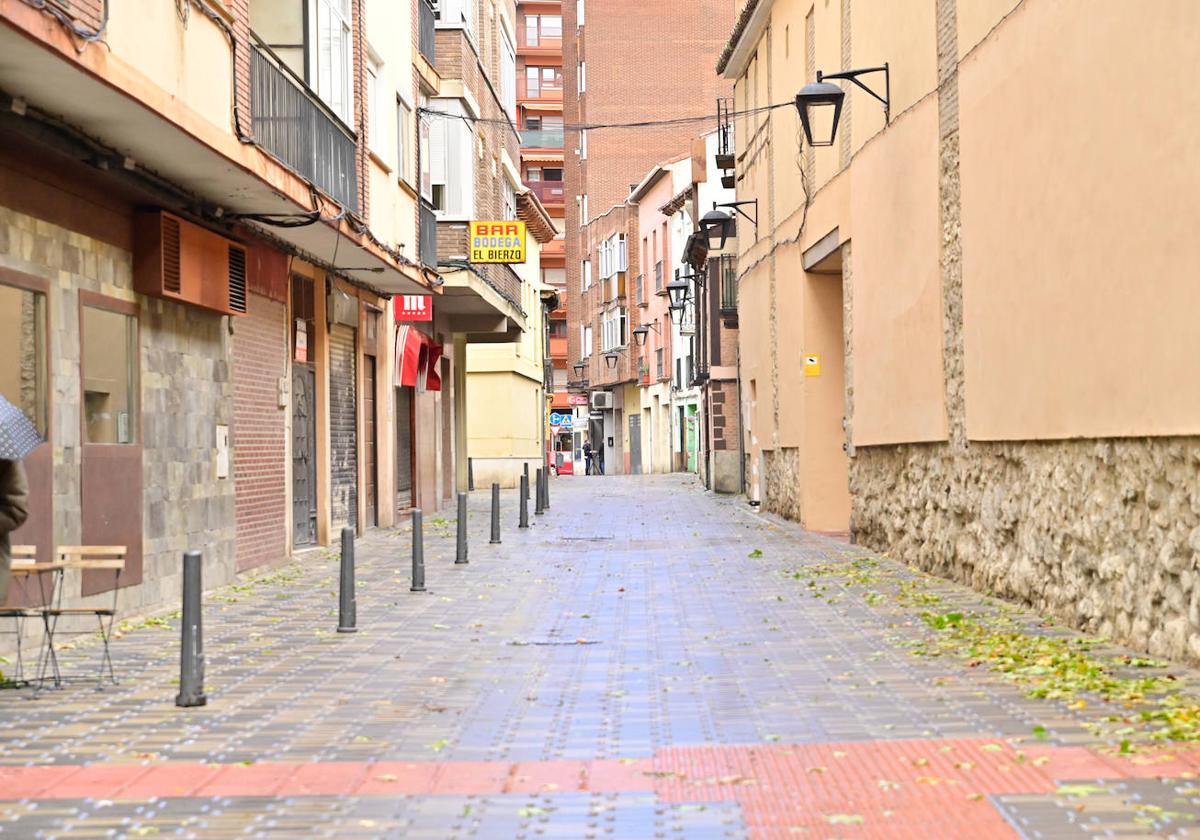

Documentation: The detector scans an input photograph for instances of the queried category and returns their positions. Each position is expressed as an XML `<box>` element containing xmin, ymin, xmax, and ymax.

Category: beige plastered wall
<box><xmin>959</xmin><ymin>0</ymin><xmax>1200</xmax><ymax>441</ymax></box>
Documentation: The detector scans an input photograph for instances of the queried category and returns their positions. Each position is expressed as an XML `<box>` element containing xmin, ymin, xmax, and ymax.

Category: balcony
<box><xmin>250</xmin><ymin>38</ymin><xmax>358</xmax><ymax>212</ymax></box>
<box><xmin>518</xmin><ymin>31</ymin><xmax>563</xmax><ymax>53</ymax></box>
<box><xmin>526</xmin><ymin>180</ymin><xmax>565</xmax><ymax>206</ymax></box>
<box><xmin>419</xmin><ymin>201</ymin><xmax>437</xmax><ymax>270</ymax></box>
<box><xmin>719</xmin><ymin>254</ymin><xmax>738</xmax><ymax>313</ymax></box>
<box><xmin>518</xmin><ymin>79</ymin><xmax>564</xmax><ymax>102</ymax></box>
<box><xmin>519</xmin><ymin>129</ymin><xmax>565</xmax><ymax>148</ymax></box>
<box><xmin>419</xmin><ymin>0</ymin><xmax>436</xmax><ymax>63</ymax></box>
<box><xmin>549</xmin><ymin>335</ymin><xmax>568</xmax><ymax>359</ymax></box>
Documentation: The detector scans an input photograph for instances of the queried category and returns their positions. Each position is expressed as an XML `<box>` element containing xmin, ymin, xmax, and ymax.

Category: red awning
<box><xmin>394</xmin><ymin>326</ymin><xmax>443</xmax><ymax>392</ymax></box>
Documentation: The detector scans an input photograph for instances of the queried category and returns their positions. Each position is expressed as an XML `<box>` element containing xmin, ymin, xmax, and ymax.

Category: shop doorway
<box><xmin>395</xmin><ymin>386</ymin><xmax>414</xmax><ymax>512</ymax></box>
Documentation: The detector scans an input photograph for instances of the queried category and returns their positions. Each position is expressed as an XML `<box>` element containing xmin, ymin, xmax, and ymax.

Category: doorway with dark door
<box><xmin>628</xmin><ymin>413</ymin><xmax>642</xmax><ymax>475</ymax></box>
<box><xmin>291</xmin><ymin>275</ymin><xmax>318</xmax><ymax>547</ymax></box>
<box><xmin>362</xmin><ymin>309</ymin><xmax>379</xmax><ymax>528</ymax></box>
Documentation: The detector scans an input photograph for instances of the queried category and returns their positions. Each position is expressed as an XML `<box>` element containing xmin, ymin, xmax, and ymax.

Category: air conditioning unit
<box><xmin>590</xmin><ymin>391</ymin><xmax>613</xmax><ymax>410</ymax></box>
<box><xmin>134</xmin><ymin>210</ymin><xmax>248</xmax><ymax>316</ymax></box>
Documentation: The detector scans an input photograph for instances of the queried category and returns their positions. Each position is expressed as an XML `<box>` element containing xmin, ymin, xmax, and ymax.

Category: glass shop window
<box><xmin>82</xmin><ymin>305</ymin><xmax>138</xmax><ymax>445</ymax></box>
<box><xmin>0</xmin><ymin>283</ymin><xmax>48</xmax><ymax>437</ymax></box>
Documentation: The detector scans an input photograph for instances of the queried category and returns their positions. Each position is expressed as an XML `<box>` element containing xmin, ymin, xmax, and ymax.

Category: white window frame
<box><xmin>433</xmin><ymin>0</ymin><xmax>476</xmax><ymax>37</ymax></box>
<box><xmin>580</xmin><ymin>194</ymin><xmax>588</xmax><ymax>227</ymax></box>
<box><xmin>429</xmin><ymin>98</ymin><xmax>475</xmax><ymax>219</ymax></box>
<box><xmin>584</xmin><ymin>325</ymin><xmax>593</xmax><ymax>357</ymax></box>
<box><xmin>577</xmin><ymin>60</ymin><xmax>586</xmax><ymax>94</ymax></box>
<box><xmin>366</xmin><ymin>48</ymin><xmax>384</xmax><ymax>156</ymax></box>
<box><xmin>579</xmin><ymin>128</ymin><xmax>587</xmax><ymax>160</ymax></box>
<box><xmin>500</xmin><ymin>28</ymin><xmax>517</xmax><ymax>119</ymax></box>
<box><xmin>397</xmin><ymin>97</ymin><xmax>413</xmax><ymax>184</ymax></box>
<box><xmin>576</xmin><ymin>0</ymin><xmax>584</xmax><ymax>27</ymax></box>
<box><xmin>310</xmin><ymin>0</ymin><xmax>354</xmax><ymax>125</ymax></box>
<box><xmin>581</xmin><ymin>258</ymin><xmax>592</xmax><ymax>291</ymax></box>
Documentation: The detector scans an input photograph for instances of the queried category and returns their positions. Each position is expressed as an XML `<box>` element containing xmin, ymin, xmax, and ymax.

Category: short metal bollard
<box><xmin>489</xmin><ymin>483</ymin><xmax>501</xmax><ymax>544</ymax></box>
<box><xmin>455</xmin><ymin>491</ymin><xmax>469</xmax><ymax>564</ymax></box>
<box><xmin>337</xmin><ymin>526</ymin><xmax>357</xmax><ymax>633</ymax></box>
<box><xmin>535</xmin><ymin>468</ymin><xmax>545</xmax><ymax>516</ymax></box>
<box><xmin>176</xmin><ymin>550</ymin><xmax>207</xmax><ymax>707</ymax></box>
<box><xmin>468</xmin><ymin>458</ymin><xmax>475</xmax><ymax>491</ymax></box>
<box><xmin>522</xmin><ymin>463</ymin><xmax>530</xmax><ymax>502</ymax></box>
<box><xmin>411</xmin><ymin>508</ymin><xmax>426</xmax><ymax>592</ymax></box>
<box><xmin>543</xmin><ymin>467</ymin><xmax>551</xmax><ymax>510</ymax></box>
<box><xmin>519</xmin><ymin>474</ymin><xmax>530</xmax><ymax>529</ymax></box>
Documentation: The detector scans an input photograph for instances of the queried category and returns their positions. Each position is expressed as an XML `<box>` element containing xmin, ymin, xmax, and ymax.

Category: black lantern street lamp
<box><xmin>631</xmin><ymin>322</ymin><xmax>661</xmax><ymax>347</ymax></box>
<box><xmin>666</xmin><ymin>277</ymin><xmax>689</xmax><ymax>307</ymax></box>
<box><xmin>794</xmin><ymin>64</ymin><xmax>889</xmax><ymax>148</ymax></box>
<box><xmin>603</xmin><ymin>351</ymin><xmax>620</xmax><ymax>370</ymax></box>
<box><xmin>700</xmin><ymin>202</ymin><xmax>758</xmax><ymax>249</ymax></box>
<box><xmin>573</xmin><ymin>360</ymin><xmax>586</xmax><ymax>377</ymax></box>
<box><xmin>667</xmin><ymin>302</ymin><xmax>684</xmax><ymax>319</ymax></box>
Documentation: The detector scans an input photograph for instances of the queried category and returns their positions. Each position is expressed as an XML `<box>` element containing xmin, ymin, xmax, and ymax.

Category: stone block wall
<box><xmin>0</xmin><ymin>204</ymin><xmax>239</xmax><ymax>633</ymax></box>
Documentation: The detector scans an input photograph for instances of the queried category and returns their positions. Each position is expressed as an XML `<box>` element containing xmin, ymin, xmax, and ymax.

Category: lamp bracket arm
<box><xmin>819</xmin><ymin>64</ymin><xmax>890</xmax><ymax>118</ymax></box>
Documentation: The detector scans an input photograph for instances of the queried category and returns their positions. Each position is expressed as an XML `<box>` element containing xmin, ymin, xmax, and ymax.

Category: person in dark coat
<box><xmin>0</xmin><ymin>459</ymin><xmax>29</xmax><ymax>604</ymax></box>
<box><xmin>582</xmin><ymin>440</ymin><xmax>593</xmax><ymax>476</ymax></box>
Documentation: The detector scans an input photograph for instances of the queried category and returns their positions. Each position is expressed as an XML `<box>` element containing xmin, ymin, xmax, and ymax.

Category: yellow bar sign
<box><xmin>469</xmin><ymin>221</ymin><xmax>527</xmax><ymax>264</ymax></box>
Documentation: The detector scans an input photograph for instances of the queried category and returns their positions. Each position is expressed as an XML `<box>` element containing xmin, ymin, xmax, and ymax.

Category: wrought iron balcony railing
<box><xmin>250</xmin><ymin>37</ymin><xmax>358</xmax><ymax>212</ymax></box>
<box><xmin>419</xmin><ymin>201</ymin><xmax>437</xmax><ymax>270</ymax></box>
<box><xmin>419</xmin><ymin>0</ymin><xmax>436</xmax><ymax>63</ymax></box>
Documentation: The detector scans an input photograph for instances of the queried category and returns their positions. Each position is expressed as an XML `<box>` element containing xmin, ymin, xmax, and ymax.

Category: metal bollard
<box><xmin>468</xmin><ymin>457</ymin><xmax>475</xmax><ymax>491</ymax></box>
<box><xmin>489</xmin><ymin>482</ymin><xmax>501</xmax><ymax>544</ymax></box>
<box><xmin>519</xmin><ymin>474</ymin><xmax>530</xmax><ymax>528</ymax></box>
<box><xmin>522</xmin><ymin>463</ymin><xmax>530</xmax><ymax>502</ymax></box>
<box><xmin>337</xmin><ymin>526</ymin><xmax>357</xmax><ymax>633</ymax></box>
<box><xmin>176</xmin><ymin>550</ymin><xmax>207</xmax><ymax>707</ymax></box>
<box><xmin>411</xmin><ymin>509</ymin><xmax>426</xmax><ymax>592</ymax></box>
<box><xmin>535</xmin><ymin>468</ymin><xmax>545</xmax><ymax>516</ymax></box>
<box><xmin>455</xmin><ymin>491</ymin><xmax>469</xmax><ymax>564</ymax></box>
<box><xmin>543</xmin><ymin>467</ymin><xmax>550</xmax><ymax>510</ymax></box>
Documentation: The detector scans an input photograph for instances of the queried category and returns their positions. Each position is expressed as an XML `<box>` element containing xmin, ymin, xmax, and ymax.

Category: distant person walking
<box><xmin>0</xmin><ymin>395</ymin><xmax>39</xmax><ymax>604</ymax></box>
<box><xmin>583</xmin><ymin>440</ymin><xmax>594</xmax><ymax>476</ymax></box>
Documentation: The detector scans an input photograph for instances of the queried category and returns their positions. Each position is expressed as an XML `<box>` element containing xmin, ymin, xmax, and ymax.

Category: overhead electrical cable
<box><xmin>416</xmin><ymin>101</ymin><xmax>795</xmax><ymax>132</ymax></box>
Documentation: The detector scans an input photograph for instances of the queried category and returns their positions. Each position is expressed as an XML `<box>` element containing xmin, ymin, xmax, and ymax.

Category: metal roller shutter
<box><xmin>329</xmin><ymin>324</ymin><xmax>358</xmax><ymax>532</ymax></box>
<box><xmin>395</xmin><ymin>386</ymin><xmax>413</xmax><ymax>512</ymax></box>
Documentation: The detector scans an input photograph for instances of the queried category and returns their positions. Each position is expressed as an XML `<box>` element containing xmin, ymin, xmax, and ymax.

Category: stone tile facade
<box><xmin>0</xmin><ymin>204</ymin><xmax>238</xmax><ymax>632</ymax></box>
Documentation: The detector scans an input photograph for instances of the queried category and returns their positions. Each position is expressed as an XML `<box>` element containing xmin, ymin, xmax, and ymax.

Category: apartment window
<box><xmin>598</xmin><ymin>233</ymin><xmax>626</xmax><ymax>281</ymax></box>
<box><xmin>577</xmin><ymin>61</ymin><xmax>586</xmax><ymax>93</ymax></box>
<box><xmin>542</xmin><ymin>167</ymin><xmax>563</xmax><ymax>181</ymax></box>
<box><xmin>433</xmin><ymin>0</ymin><xmax>476</xmax><ymax>35</ymax></box>
<box><xmin>543</xmin><ymin>116</ymin><xmax>563</xmax><ymax>132</ymax></box>
<box><xmin>581</xmin><ymin>259</ymin><xmax>592</xmax><ymax>290</ymax></box>
<box><xmin>503</xmin><ymin>178</ymin><xmax>517</xmax><ymax>220</ymax></box>
<box><xmin>418</xmin><ymin>93</ymin><xmax>432</xmax><ymax>201</ymax></box>
<box><xmin>526</xmin><ymin>115</ymin><xmax>542</xmax><ymax>131</ymax></box>
<box><xmin>82</xmin><ymin>304</ymin><xmax>138</xmax><ymax>444</ymax></box>
<box><xmin>584</xmin><ymin>325</ymin><xmax>593</xmax><ymax>356</ymax></box>
<box><xmin>312</xmin><ymin>0</ymin><xmax>354</xmax><ymax>124</ymax></box>
<box><xmin>579</xmin><ymin>128</ymin><xmax>587</xmax><ymax>160</ymax></box>
<box><xmin>527</xmin><ymin>166</ymin><xmax>542</xmax><ymax>181</ymax></box>
<box><xmin>576</xmin><ymin>0</ymin><xmax>584</xmax><ymax>27</ymax></box>
<box><xmin>0</xmin><ymin>282</ymin><xmax>47</xmax><ymax>437</ymax></box>
<box><xmin>580</xmin><ymin>194</ymin><xmax>588</xmax><ymax>226</ymax></box>
<box><xmin>367</xmin><ymin>50</ymin><xmax>384</xmax><ymax>154</ymax></box>
<box><xmin>397</xmin><ymin>98</ymin><xmax>412</xmax><ymax>183</ymax></box>
<box><xmin>428</xmin><ymin>98</ymin><xmax>475</xmax><ymax>216</ymax></box>
<box><xmin>524</xmin><ymin>14</ymin><xmax>561</xmax><ymax>45</ymax></box>
<box><xmin>601</xmin><ymin>308</ymin><xmax>627</xmax><ymax>352</ymax></box>
<box><xmin>525</xmin><ymin>66</ymin><xmax>561</xmax><ymax>98</ymax></box>
<box><xmin>501</xmin><ymin>29</ymin><xmax>516</xmax><ymax>118</ymax></box>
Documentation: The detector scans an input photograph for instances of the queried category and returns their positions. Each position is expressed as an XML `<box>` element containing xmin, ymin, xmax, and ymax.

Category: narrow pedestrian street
<box><xmin>1</xmin><ymin>476</ymin><xmax>1199</xmax><ymax>838</ymax></box>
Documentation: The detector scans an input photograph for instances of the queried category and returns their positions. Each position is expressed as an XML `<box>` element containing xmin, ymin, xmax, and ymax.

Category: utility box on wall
<box><xmin>134</xmin><ymin>210</ymin><xmax>248</xmax><ymax>316</ymax></box>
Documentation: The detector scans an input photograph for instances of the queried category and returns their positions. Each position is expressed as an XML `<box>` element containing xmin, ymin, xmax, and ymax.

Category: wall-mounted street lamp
<box><xmin>794</xmin><ymin>64</ymin><xmax>889</xmax><ymax>147</ymax></box>
<box><xmin>573</xmin><ymin>360</ymin><xmax>586</xmax><ymax>377</ymax></box>
<box><xmin>699</xmin><ymin>201</ymin><xmax>758</xmax><ymax>250</ymax></box>
<box><xmin>631</xmin><ymin>322</ymin><xmax>661</xmax><ymax>347</ymax></box>
<box><xmin>666</xmin><ymin>277</ymin><xmax>690</xmax><ymax>307</ymax></box>
<box><xmin>603</xmin><ymin>350</ymin><xmax>623</xmax><ymax>369</ymax></box>
<box><xmin>667</xmin><ymin>302</ymin><xmax>685</xmax><ymax>319</ymax></box>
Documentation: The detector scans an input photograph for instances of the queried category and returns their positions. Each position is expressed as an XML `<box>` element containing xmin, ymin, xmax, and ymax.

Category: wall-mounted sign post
<box><xmin>469</xmin><ymin>221</ymin><xmax>527</xmax><ymax>264</ymax></box>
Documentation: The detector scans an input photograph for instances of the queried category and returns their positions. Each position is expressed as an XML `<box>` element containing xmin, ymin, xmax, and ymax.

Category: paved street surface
<box><xmin>5</xmin><ymin>475</ymin><xmax>1200</xmax><ymax>838</ymax></box>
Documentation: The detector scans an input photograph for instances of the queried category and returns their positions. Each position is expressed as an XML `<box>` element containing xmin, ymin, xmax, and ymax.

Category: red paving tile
<box><xmin>8</xmin><ymin>736</ymin><xmax>1200</xmax><ymax>838</ymax></box>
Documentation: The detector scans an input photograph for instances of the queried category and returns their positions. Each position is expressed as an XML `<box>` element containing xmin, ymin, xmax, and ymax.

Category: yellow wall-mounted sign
<box><xmin>803</xmin><ymin>354</ymin><xmax>821</xmax><ymax>377</ymax></box>
<box><xmin>469</xmin><ymin>221</ymin><xmax>527</xmax><ymax>264</ymax></box>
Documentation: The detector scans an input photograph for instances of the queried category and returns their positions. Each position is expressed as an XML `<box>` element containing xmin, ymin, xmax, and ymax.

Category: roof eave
<box><xmin>717</xmin><ymin>0</ymin><xmax>774</xmax><ymax>78</ymax></box>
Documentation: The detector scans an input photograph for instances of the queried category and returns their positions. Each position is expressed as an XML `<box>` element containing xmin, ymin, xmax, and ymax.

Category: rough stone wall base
<box><xmin>763</xmin><ymin>447</ymin><xmax>803</xmax><ymax>522</ymax></box>
<box><xmin>850</xmin><ymin>437</ymin><xmax>1200</xmax><ymax>662</ymax></box>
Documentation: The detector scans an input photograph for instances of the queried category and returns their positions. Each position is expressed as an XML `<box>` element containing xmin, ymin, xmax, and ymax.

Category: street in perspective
<box><xmin>1</xmin><ymin>0</ymin><xmax>1199</xmax><ymax>838</ymax></box>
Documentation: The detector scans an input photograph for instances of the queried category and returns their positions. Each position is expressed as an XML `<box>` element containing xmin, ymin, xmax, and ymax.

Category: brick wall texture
<box><xmin>233</xmin><ymin>293</ymin><xmax>288</xmax><ymax>572</ymax></box>
<box><xmin>563</xmin><ymin>0</ymin><xmax>734</xmax><ymax>373</ymax></box>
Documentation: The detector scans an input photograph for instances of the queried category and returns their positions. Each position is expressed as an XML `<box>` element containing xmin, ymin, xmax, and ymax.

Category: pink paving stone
<box><xmin>583</xmin><ymin>759</ymin><xmax>657</xmax><ymax>793</ymax></box>
<box><xmin>286</xmin><ymin>761</ymin><xmax>372</xmax><ymax>796</ymax></box>
<box><xmin>0</xmin><ymin>765</ymin><xmax>86</xmax><ymax>800</ymax></box>
<box><xmin>49</xmin><ymin>764</ymin><xmax>155</xmax><ymax>800</ymax></box>
<box><xmin>430</xmin><ymin>760</ymin><xmax>512</xmax><ymax>795</ymax></box>
<box><xmin>504</xmin><ymin>760</ymin><xmax>588</xmax><ymax>794</ymax></box>
<box><xmin>352</xmin><ymin>761</ymin><xmax>436</xmax><ymax>795</ymax></box>
<box><xmin>194</xmin><ymin>762</ymin><xmax>300</xmax><ymax>797</ymax></box>
<box><xmin>118</xmin><ymin>763</ymin><xmax>223</xmax><ymax>799</ymax></box>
